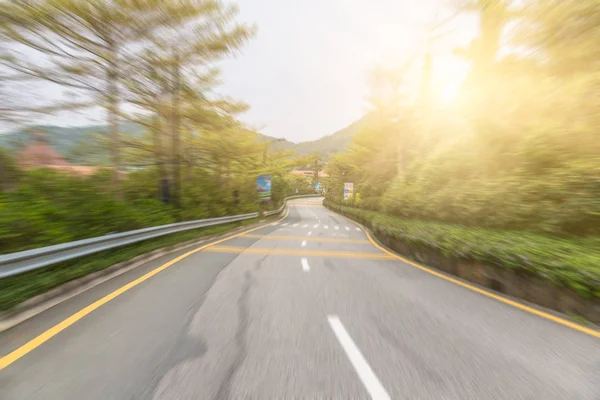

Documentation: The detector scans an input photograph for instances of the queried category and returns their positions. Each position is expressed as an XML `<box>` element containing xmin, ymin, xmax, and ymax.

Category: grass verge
<box><xmin>324</xmin><ymin>200</ymin><xmax>600</xmax><ymax>299</ymax></box>
<box><xmin>0</xmin><ymin>217</ymin><xmax>262</xmax><ymax>311</ymax></box>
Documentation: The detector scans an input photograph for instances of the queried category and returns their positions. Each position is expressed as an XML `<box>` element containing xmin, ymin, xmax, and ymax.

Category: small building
<box><xmin>17</xmin><ymin>130</ymin><xmax>100</xmax><ymax>176</ymax></box>
<box><xmin>289</xmin><ymin>170</ymin><xmax>329</xmax><ymax>179</ymax></box>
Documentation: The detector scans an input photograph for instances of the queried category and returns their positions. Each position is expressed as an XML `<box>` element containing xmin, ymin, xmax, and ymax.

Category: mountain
<box><xmin>0</xmin><ymin>122</ymin><xmax>145</xmax><ymax>153</ymax></box>
<box><xmin>294</xmin><ymin>116</ymin><xmax>371</xmax><ymax>156</ymax></box>
<box><xmin>267</xmin><ymin>115</ymin><xmax>371</xmax><ymax>157</ymax></box>
<box><xmin>0</xmin><ymin>116</ymin><xmax>368</xmax><ymax>164</ymax></box>
<box><xmin>0</xmin><ymin>122</ymin><xmax>146</xmax><ymax>165</ymax></box>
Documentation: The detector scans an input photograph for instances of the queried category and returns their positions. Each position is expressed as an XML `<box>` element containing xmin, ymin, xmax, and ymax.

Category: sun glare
<box><xmin>438</xmin><ymin>82</ymin><xmax>460</xmax><ymax>103</ymax></box>
<box><xmin>432</xmin><ymin>57</ymin><xmax>468</xmax><ymax>104</ymax></box>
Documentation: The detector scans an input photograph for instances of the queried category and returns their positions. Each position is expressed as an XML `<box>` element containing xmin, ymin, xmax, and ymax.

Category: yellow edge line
<box><xmin>344</xmin><ymin>216</ymin><xmax>600</xmax><ymax>339</ymax></box>
<box><xmin>206</xmin><ymin>245</ymin><xmax>394</xmax><ymax>259</ymax></box>
<box><xmin>242</xmin><ymin>234</ymin><xmax>370</xmax><ymax>244</ymax></box>
<box><xmin>0</xmin><ymin>208</ymin><xmax>291</xmax><ymax>371</ymax></box>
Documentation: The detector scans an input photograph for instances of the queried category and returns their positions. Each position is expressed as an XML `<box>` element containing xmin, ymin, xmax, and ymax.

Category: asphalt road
<box><xmin>0</xmin><ymin>198</ymin><xmax>598</xmax><ymax>399</ymax></box>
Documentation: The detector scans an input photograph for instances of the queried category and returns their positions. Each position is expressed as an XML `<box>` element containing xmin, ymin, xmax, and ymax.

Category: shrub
<box><xmin>0</xmin><ymin>169</ymin><xmax>176</xmax><ymax>253</ymax></box>
<box><xmin>381</xmin><ymin>159</ymin><xmax>600</xmax><ymax>236</ymax></box>
<box><xmin>325</xmin><ymin>200</ymin><xmax>600</xmax><ymax>298</ymax></box>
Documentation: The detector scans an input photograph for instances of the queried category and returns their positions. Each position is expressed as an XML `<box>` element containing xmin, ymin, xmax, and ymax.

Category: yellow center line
<box><xmin>0</xmin><ymin>208</ymin><xmax>291</xmax><ymax>371</ymax></box>
<box><xmin>241</xmin><ymin>234</ymin><xmax>370</xmax><ymax>244</ymax></box>
<box><xmin>204</xmin><ymin>245</ymin><xmax>395</xmax><ymax>260</ymax></box>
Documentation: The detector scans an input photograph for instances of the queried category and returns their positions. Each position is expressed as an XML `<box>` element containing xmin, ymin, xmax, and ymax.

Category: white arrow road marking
<box><xmin>301</xmin><ymin>258</ymin><xmax>310</xmax><ymax>272</ymax></box>
<box><xmin>328</xmin><ymin>316</ymin><xmax>390</xmax><ymax>400</ymax></box>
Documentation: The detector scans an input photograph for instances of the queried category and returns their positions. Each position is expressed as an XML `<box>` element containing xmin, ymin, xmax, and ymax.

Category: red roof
<box><xmin>17</xmin><ymin>140</ymin><xmax>71</xmax><ymax>167</ymax></box>
<box><xmin>17</xmin><ymin>131</ymin><xmax>104</xmax><ymax>176</ymax></box>
<box><xmin>290</xmin><ymin>170</ymin><xmax>329</xmax><ymax>178</ymax></box>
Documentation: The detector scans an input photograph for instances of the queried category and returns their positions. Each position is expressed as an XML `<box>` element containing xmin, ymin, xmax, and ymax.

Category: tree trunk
<box><xmin>171</xmin><ymin>52</ymin><xmax>182</xmax><ymax>212</ymax></box>
<box><xmin>184</xmin><ymin>127</ymin><xmax>192</xmax><ymax>185</ymax></box>
<box><xmin>396</xmin><ymin>126</ymin><xmax>404</xmax><ymax>177</ymax></box>
<box><xmin>474</xmin><ymin>0</ymin><xmax>507</xmax><ymax>80</ymax></box>
<box><xmin>0</xmin><ymin>156</ymin><xmax>5</xmax><ymax>194</ymax></box>
<box><xmin>107</xmin><ymin>39</ymin><xmax>121</xmax><ymax>198</ymax></box>
<box><xmin>152</xmin><ymin>114</ymin><xmax>167</xmax><ymax>200</ymax></box>
<box><xmin>419</xmin><ymin>49</ymin><xmax>433</xmax><ymax>155</ymax></box>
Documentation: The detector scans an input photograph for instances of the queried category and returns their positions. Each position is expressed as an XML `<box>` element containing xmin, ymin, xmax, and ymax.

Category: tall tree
<box><xmin>2</xmin><ymin>0</ymin><xmax>254</xmax><ymax>202</ymax></box>
<box><xmin>366</xmin><ymin>59</ymin><xmax>415</xmax><ymax>176</ymax></box>
<box><xmin>308</xmin><ymin>152</ymin><xmax>325</xmax><ymax>185</ymax></box>
<box><xmin>121</xmin><ymin>0</ymin><xmax>254</xmax><ymax>211</ymax></box>
<box><xmin>1</xmin><ymin>0</ymin><xmax>151</xmax><ymax>192</ymax></box>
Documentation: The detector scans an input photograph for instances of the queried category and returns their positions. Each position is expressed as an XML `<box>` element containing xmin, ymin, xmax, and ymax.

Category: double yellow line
<box><xmin>205</xmin><ymin>245</ymin><xmax>394</xmax><ymax>260</ymax></box>
<box><xmin>242</xmin><ymin>234</ymin><xmax>370</xmax><ymax>244</ymax></box>
<box><xmin>1</xmin><ymin>203</ymin><xmax>597</xmax><ymax>373</ymax></box>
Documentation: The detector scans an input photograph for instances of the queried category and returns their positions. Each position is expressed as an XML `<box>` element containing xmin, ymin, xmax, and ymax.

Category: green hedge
<box><xmin>324</xmin><ymin>200</ymin><xmax>600</xmax><ymax>299</ymax></box>
<box><xmin>0</xmin><ymin>168</ymin><xmax>311</xmax><ymax>254</ymax></box>
<box><xmin>381</xmin><ymin>158</ymin><xmax>600</xmax><ymax>236</ymax></box>
<box><xmin>0</xmin><ymin>169</ymin><xmax>177</xmax><ymax>254</ymax></box>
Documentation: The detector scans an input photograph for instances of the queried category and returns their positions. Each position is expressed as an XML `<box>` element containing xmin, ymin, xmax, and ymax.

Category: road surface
<box><xmin>0</xmin><ymin>198</ymin><xmax>598</xmax><ymax>399</ymax></box>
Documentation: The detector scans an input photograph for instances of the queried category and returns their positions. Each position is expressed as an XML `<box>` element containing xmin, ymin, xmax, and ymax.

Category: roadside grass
<box><xmin>0</xmin><ymin>217</ymin><xmax>262</xmax><ymax>311</ymax></box>
<box><xmin>324</xmin><ymin>200</ymin><xmax>600</xmax><ymax>299</ymax></box>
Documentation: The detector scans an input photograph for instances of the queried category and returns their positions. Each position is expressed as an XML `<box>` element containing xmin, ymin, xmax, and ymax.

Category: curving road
<box><xmin>0</xmin><ymin>198</ymin><xmax>598</xmax><ymax>399</ymax></box>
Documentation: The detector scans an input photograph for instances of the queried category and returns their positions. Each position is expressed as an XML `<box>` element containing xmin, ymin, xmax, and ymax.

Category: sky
<box><xmin>3</xmin><ymin>0</ymin><xmax>479</xmax><ymax>143</ymax></box>
<box><xmin>219</xmin><ymin>0</ymin><xmax>478</xmax><ymax>142</ymax></box>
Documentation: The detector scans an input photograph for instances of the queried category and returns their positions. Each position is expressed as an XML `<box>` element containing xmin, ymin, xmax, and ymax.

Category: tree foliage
<box><xmin>0</xmin><ymin>0</ymin><xmax>255</xmax><ymax>198</ymax></box>
<box><xmin>0</xmin><ymin>0</ymin><xmax>314</xmax><ymax>255</ymax></box>
<box><xmin>326</xmin><ymin>0</ymin><xmax>600</xmax><ymax>237</ymax></box>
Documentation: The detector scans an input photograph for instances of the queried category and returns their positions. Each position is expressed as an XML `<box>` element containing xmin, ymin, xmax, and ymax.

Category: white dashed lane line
<box><xmin>324</xmin><ymin>225</ymin><xmax>329</xmax><ymax>230</ymax></box>
<box><xmin>303</xmin><ymin>224</ymin><xmax>308</xmax><ymax>228</ymax></box>
<box><xmin>345</xmin><ymin>226</ymin><xmax>350</xmax><ymax>231</ymax></box>
<box><xmin>282</xmin><ymin>223</ymin><xmax>289</xmax><ymax>226</ymax></box>
<box><xmin>356</xmin><ymin>227</ymin><xmax>361</xmax><ymax>232</ymax></box>
<box><xmin>293</xmin><ymin>223</ymin><xmax>299</xmax><ymax>227</ymax></box>
<box><xmin>328</xmin><ymin>316</ymin><xmax>390</xmax><ymax>400</ymax></box>
<box><xmin>313</xmin><ymin>224</ymin><xmax>319</xmax><ymax>228</ymax></box>
<box><xmin>301</xmin><ymin>258</ymin><xmax>310</xmax><ymax>272</ymax></box>
<box><xmin>335</xmin><ymin>226</ymin><xmax>339</xmax><ymax>231</ymax></box>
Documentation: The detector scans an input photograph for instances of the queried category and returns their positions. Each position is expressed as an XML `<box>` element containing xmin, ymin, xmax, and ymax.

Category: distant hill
<box><xmin>0</xmin><ymin>121</ymin><xmax>144</xmax><ymax>152</ymax></box>
<box><xmin>293</xmin><ymin>116</ymin><xmax>371</xmax><ymax>156</ymax></box>
<box><xmin>267</xmin><ymin>115</ymin><xmax>372</xmax><ymax>157</ymax></box>
<box><xmin>0</xmin><ymin>116</ymin><xmax>368</xmax><ymax>164</ymax></box>
<box><xmin>0</xmin><ymin>121</ymin><xmax>146</xmax><ymax>165</ymax></box>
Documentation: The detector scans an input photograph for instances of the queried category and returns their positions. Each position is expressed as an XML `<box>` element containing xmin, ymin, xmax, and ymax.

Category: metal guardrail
<box><xmin>0</xmin><ymin>194</ymin><xmax>321</xmax><ymax>278</ymax></box>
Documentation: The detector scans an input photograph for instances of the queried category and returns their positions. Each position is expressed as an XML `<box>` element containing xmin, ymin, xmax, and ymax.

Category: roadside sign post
<box><xmin>257</xmin><ymin>174</ymin><xmax>272</xmax><ymax>218</ymax></box>
<box><xmin>344</xmin><ymin>182</ymin><xmax>354</xmax><ymax>201</ymax></box>
<box><xmin>257</xmin><ymin>174</ymin><xmax>272</xmax><ymax>203</ymax></box>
